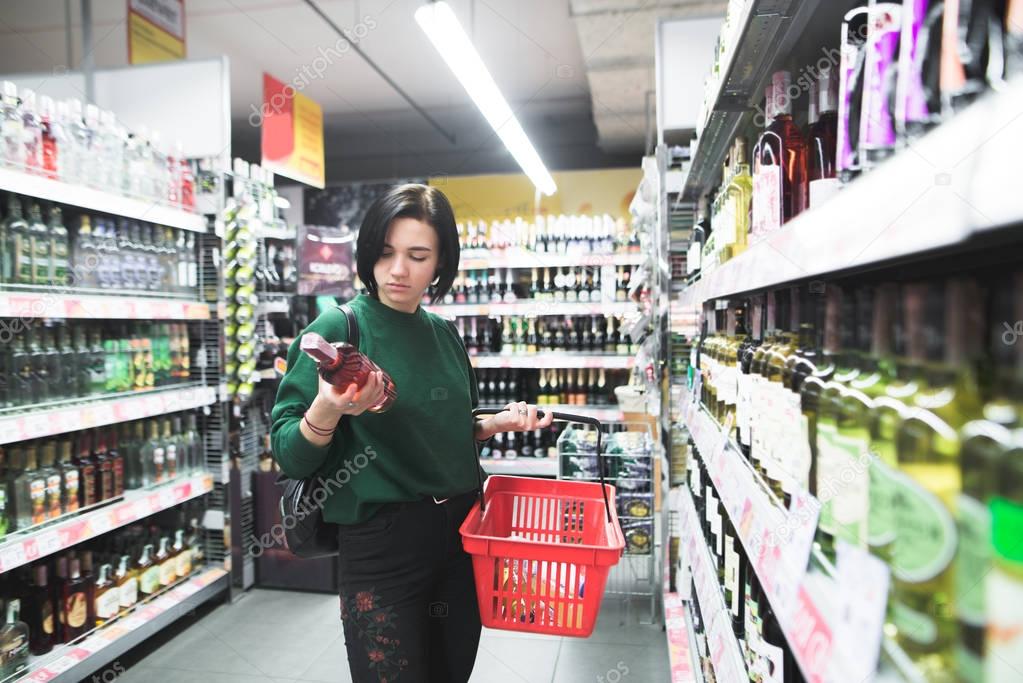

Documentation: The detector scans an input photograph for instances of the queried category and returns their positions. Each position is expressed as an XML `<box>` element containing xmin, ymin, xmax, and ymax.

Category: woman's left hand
<box><xmin>493</xmin><ymin>402</ymin><xmax>555</xmax><ymax>433</ymax></box>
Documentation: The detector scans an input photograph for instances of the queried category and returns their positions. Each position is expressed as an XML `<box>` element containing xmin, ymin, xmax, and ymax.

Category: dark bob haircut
<box><xmin>355</xmin><ymin>184</ymin><xmax>460</xmax><ymax>304</ymax></box>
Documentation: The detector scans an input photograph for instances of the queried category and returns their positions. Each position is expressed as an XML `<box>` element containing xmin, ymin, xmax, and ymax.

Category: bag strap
<box><xmin>337</xmin><ymin>303</ymin><xmax>359</xmax><ymax>349</ymax></box>
<box><xmin>443</xmin><ymin>318</ymin><xmax>487</xmax><ymax>505</ymax></box>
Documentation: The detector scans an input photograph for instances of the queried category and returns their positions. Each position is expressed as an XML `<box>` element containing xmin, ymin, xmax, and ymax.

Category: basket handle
<box><xmin>472</xmin><ymin>408</ymin><xmax>612</xmax><ymax>524</ymax></box>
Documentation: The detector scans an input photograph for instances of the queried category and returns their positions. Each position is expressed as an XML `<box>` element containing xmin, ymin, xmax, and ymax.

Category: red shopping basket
<box><xmin>459</xmin><ymin>409</ymin><xmax>625</xmax><ymax>638</ymax></box>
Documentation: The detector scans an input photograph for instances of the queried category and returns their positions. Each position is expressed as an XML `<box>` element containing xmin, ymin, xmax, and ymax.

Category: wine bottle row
<box><xmin>457</xmin><ymin>315</ymin><xmax>636</xmax><ymax>356</ymax></box>
<box><xmin>687</xmin><ymin>445</ymin><xmax>802</xmax><ymax>682</ymax></box>
<box><xmin>693</xmin><ymin>270</ymin><xmax>1023</xmax><ymax>681</ymax></box>
<box><xmin>458</xmin><ymin>214</ymin><xmax>639</xmax><ymax>255</ymax></box>
<box><xmin>689</xmin><ymin>0</ymin><xmax>1021</xmax><ymax>275</ymax></box>
<box><xmin>0</xmin><ymin>413</ymin><xmax>204</xmax><ymax>538</ymax></box>
<box><xmin>433</xmin><ymin>266</ymin><xmax>636</xmax><ymax>305</ymax></box>
<box><xmin>0</xmin><ymin>192</ymin><xmax>200</xmax><ymax>293</ymax></box>
<box><xmin>0</xmin><ymin>320</ymin><xmax>192</xmax><ymax>410</ymax></box>
<box><xmin>0</xmin><ymin>506</ymin><xmax>206</xmax><ymax>674</ymax></box>
<box><xmin>475</xmin><ymin>368</ymin><xmax>623</xmax><ymax>407</ymax></box>
<box><xmin>479</xmin><ymin>422</ymin><xmax>567</xmax><ymax>460</ymax></box>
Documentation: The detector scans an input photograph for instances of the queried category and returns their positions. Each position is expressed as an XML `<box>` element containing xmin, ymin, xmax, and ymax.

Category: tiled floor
<box><xmin>114</xmin><ymin>588</ymin><xmax>669</xmax><ymax>682</ymax></box>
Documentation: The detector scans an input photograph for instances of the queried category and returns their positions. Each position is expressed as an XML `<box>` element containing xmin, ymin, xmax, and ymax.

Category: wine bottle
<box><xmin>300</xmin><ymin>332</ymin><xmax>397</xmax><ymax>412</ymax></box>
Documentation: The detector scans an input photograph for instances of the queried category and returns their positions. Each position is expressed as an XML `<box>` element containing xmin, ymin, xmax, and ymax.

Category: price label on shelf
<box><xmin>24</xmin><ymin>413</ymin><xmax>52</xmax><ymax>439</ymax></box>
<box><xmin>833</xmin><ymin>543</ymin><xmax>889</xmax><ymax>682</ymax></box>
<box><xmin>36</xmin><ymin>531</ymin><xmax>61</xmax><ymax>556</ymax></box>
<box><xmin>133</xmin><ymin>499</ymin><xmax>153</xmax><ymax>518</ymax></box>
<box><xmin>91</xmin><ymin>511</ymin><xmax>115</xmax><ymax>534</ymax></box>
<box><xmin>77</xmin><ymin>637</ymin><xmax>110</xmax><ymax>654</ymax></box>
<box><xmin>47</xmin><ymin>655</ymin><xmax>78</xmax><ymax>674</ymax></box>
<box><xmin>158</xmin><ymin>487</ymin><xmax>178</xmax><ymax>510</ymax></box>
<box><xmin>121</xmin><ymin>616</ymin><xmax>146</xmax><ymax>630</ymax></box>
<box><xmin>0</xmin><ymin>543</ymin><xmax>28</xmax><ymax>572</ymax></box>
<box><xmin>786</xmin><ymin>585</ymin><xmax>833</xmax><ymax>683</ymax></box>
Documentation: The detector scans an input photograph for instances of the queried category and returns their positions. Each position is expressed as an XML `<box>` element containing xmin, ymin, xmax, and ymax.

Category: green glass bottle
<box><xmin>87</xmin><ymin>327</ymin><xmax>107</xmax><ymax>395</ymax></box>
<box><xmin>26</xmin><ymin>201</ymin><xmax>50</xmax><ymax>286</ymax></box>
<box><xmin>799</xmin><ymin>290</ymin><xmax>837</xmax><ymax>500</ymax></box>
<box><xmin>891</xmin><ymin>280</ymin><xmax>983</xmax><ymax>678</ymax></box>
<box><xmin>41</xmin><ymin>325</ymin><xmax>63</xmax><ymax>402</ymax></box>
<box><xmin>47</xmin><ymin>205</ymin><xmax>68</xmax><ymax>287</ymax></box>
<box><xmin>5</xmin><ymin>195</ymin><xmax>32</xmax><ymax>284</ymax></box>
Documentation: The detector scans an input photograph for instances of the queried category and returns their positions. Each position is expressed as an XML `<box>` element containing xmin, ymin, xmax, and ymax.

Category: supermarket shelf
<box><xmin>663</xmin><ymin>530</ymin><xmax>699</xmax><ymax>683</ymax></box>
<box><xmin>256</xmin><ymin>297</ymin><xmax>292</xmax><ymax>315</ymax></box>
<box><xmin>459</xmin><ymin>251</ymin><xmax>645</xmax><ymax>270</ymax></box>
<box><xmin>470</xmin><ymin>354</ymin><xmax>635</xmax><ymax>369</ymax></box>
<box><xmin>680</xmin><ymin>79</ymin><xmax>1023</xmax><ymax>307</ymax></box>
<box><xmin>257</xmin><ymin>223</ymin><xmax>298</xmax><ymax>240</ymax></box>
<box><xmin>0</xmin><ymin>289</ymin><xmax>210</xmax><ymax>320</ymax></box>
<box><xmin>0</xmin><ymin>166</ymin><xmax>207</xmax><ymax>233</ymax></box>
<box><xmin>678</xmin><ymin>487</ymin><xmax>748</xmax><ymax>683</ymax></box>
<box><xmin>478</xmin><ymin>404</ymin><xmax>625</xmax><ymax>422</ymax></box>
<box><xmin>427</xmin><ymin>301</ymin><xmax>635</xmax><ymax>317</ymax></box>
<box><xmin>480</xmin><ymin>458</ymin><xmax>558</xmax><ymax>477</ymax></box>
<box><xmin>683</xmin><ymin>0</ymin><xmax>823</xmax><ymax>200</ymax></box>
<box><xmin>20</xmin><ymin>567</ymin><xmax>229</xmax><ymax>683</ymax></box>
<box><xmin>682</xmin><ymin>395</ymin><xmax>904</xmax><ymax>682</ymax></box>
<box><xmin>0</xmin><ymin>384</ymin><xmax>218</xmax><ymax>445</ymax></box>
<box><xmin>0</xmin><ymin>473</ymin><xmax>214</xmax><ymax>573</ymax></box>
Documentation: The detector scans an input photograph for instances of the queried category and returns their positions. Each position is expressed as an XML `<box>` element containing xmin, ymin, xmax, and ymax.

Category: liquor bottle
<box><xmin>46</xmin><ymin>205</ymin><xmax>69</xmax><ymax>286</ymax></box>
<box><xmin>40</xmin><ymin>326</ymin><xmax>62</xmax><ymax>402</ymax></box>
<box><xmin>88</xmin><ymin>327</ymin><xmax>107</xmax><ymax>395</ymax></box>
<box><xmin>26</xmin><ymin>201</ymin><xmax>49</xmax><ymax>285</ymax></box>
<box><xmin>12</xmin><ymin>444</ymin><xmax>46</xmax><ymax>530</ymax></box>
<box><xmin>299</xmin><ymin>332</ymin><xmax>397</xmax><ymax>412</ymax></box>
<box><xmin>141</xmin><ymin>420</ymin><xmax>165</xmax><ymax>486</ymax></box>
<box><xmin>891</xmin><ymin>280</ymin><xmax>983</xmax><ymax>675</ymax></box>
<box><xmin>74</xmin><ymin>432</ymin><xmax>98</xmax><ymax>509</ymax></box>
<box><xmin>616</xmin><ymin>317</ymin><xmax>629</xmax><ymax>355</ymax></box>
<box><xmin>596</xmin><ymin>369</ymin><xmax>608</xmax><ymax>406</ymax></box>
<box><xmin>136</xmin><ymin>544</ymin><xmax>160</xmax><ymax>598</ymax></box>
<box><xmin>26</xmin><ymin>565</ymin><xmax>55</xmax><ymax>655</ymax></box>
<box><xmin>173</xmin><ymin>529</ymin><xmax>192</xmax><ymax>579</ymax></box>
<box><xmin>79</xmin><ymin>549</ymin><xmax>97</xmax><ymax>628</ymax></box>
<box><xmin>564</xmin><ymin>267</ymin><xmax>578</xmax><ymax>303</ymax></box>
<box><xmin>553</xmin><ymin>268</ymin><xmax>566</xmax><ymax>302</ymax></box>
<box><xmin>91</xmin><ymin>430</ymin><xmax>115</xmax><ymax>502</ymax></box>
<box><xmin>114</xmin><ymin>554</ymin><xmax>138</xmax><ymax>615</ymax></box>
<box><xmin>807</xmin><ymin>65</ymin><xmax>840</xmax><ymax>208</ymax></box>
<box><xmin>0</xmin><ymin>599</ymin><xmax>29</xmax><ymax>677</ymax></box>
<box><xmin>156</xmin><ymin>537</ymin><xmax>177</xmax><ymax>587</ymax></box>
<box><xmin>38</xmin><ymin>441</ymin><xmax>62</xmax><ymax>520</ymax></box>
<box><xmin>161</xmin><ymin>419</ymin><xmax>178</xmax><ymax>481</ymax></box>
<box><xmin>108</xmin><ymin>428</ymin><xmax>124</xmax><ymax>496</ymax></box>
<box><xmin>6</xmin><ymin>195</ymin><xmax>32</xmax><ymax>286</ymax></box>
<box><xmin>93</xmin><ymin>564</ymin><xmax>118</xmax><ymax>627</ymax></box>
<box><xmin>60</xmin><ymin>558</ymin><xmax>91</xmax><ymax>642</ymax></box>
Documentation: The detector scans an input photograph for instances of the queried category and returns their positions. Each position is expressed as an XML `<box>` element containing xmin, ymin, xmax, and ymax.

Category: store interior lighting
<box><xmin>414</xmin><ymin>1</ymin><xmax>557</xmax><ymax>197</ymax></box>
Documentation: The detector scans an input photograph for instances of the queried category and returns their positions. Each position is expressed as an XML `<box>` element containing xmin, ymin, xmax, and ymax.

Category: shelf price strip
<box><xmin>0</xmin><ymin>474</ymin><xmax>213</xmax><ymax>574</ymax></box>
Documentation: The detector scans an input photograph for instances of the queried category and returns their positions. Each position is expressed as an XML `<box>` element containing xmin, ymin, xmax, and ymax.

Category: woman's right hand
<box><xmin>313</xmin><ymin>370</ymin><xmax>386</xmax><ymax>417</ymax></box>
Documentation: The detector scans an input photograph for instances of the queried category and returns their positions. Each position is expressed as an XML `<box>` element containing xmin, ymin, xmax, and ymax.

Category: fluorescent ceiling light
<box><xmin>415</xmin><ymin>1</ymin><xmax>557</xmax><ymax>196</ymax></box>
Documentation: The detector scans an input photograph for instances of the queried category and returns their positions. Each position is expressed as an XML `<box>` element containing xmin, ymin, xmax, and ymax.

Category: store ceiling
<box><xmin>0</xmin><ymin>0</ymin><xmax>722</xmax><ymax>181</ymax></box>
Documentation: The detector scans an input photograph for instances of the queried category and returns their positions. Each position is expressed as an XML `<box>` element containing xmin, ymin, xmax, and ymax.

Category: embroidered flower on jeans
<box><xmin>356</xmin><ymin>591</ymin><xmax>375</xmax><ymax>612</ymax></box>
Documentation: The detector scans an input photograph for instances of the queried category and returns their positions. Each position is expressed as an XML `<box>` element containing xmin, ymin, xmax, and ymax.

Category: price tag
<box><xmin>158</xmin><ymin>488</ymin><xmax>178</xmax><ymax>510</ymax></box>
<box><xmin>119</xmin><ymin>398</ymin><xmax>143</xmax><ymax>422</ymax></box>
<box><xmin>143</xmin><ymin>395</ymin><xmax>164</xmax><ymax>416</ymax></box>
<box><xmin>91</xmin><ymin>511</ymin><xmax>114</xmax><ymax>535</ymax></box>
<box><xmin>787</xmin><ymin>586</ymin><xmax>833</xmax><ymax>683</ymax></box>
<box><xmin>122</xmin><ymin>616</ymin><xmax>146</xmax><ymax>630</ymax></box>
<box><xmin>782</xmin><ymin>489</ymin><xmax>820</xmax><ymax>582</ymax></box>
<box><xmin>24</xmin><ymin>413</ymin><xmax>52</xmax><ymax>439</ymax></box>
<box><xmin>0</xmin><ymin>543</ymin><xmax>28</xmax><ymax>572</ymax></box>
<box><xmin>133</xmin><ymin>499</ymin><xmax>153</xmax><ymax>518</ymax></box>
<box><xmin>48</xmin><ymin>655</ymin><xmax>78</xmax><ymax>673</ymax></box>
<box><xmin>833</xmin><ymin>542</ymin><xmax>889</xmax><ymax>682</ymax></box>
<box><xmin>37</xmin><ymin>531</ymin><xmax>61</xmax><ymax>556</ymax></box>
<box><xmin>77</xmin><ymin>637</ymin><xmax>109</xmax><ymax>654</ymax></box>
<box><xmin>26</xmin><ymin>669</ymin><xmax>56</xmax><ymax>682</ymax></box>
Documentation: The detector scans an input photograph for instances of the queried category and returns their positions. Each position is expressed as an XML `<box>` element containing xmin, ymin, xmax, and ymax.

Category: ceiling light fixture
<box><xmin>415</xmin><ymin>1</ymin><xmax>557</xmax><ymax>196</ymax></box>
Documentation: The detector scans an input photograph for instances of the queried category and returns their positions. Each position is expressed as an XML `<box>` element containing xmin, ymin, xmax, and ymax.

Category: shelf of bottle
<box><xmin>0</xmin><ymin>288</ymin><xmax>210</xmax><ymax>321</ymax></box>
<box><xmin>663</xmin><ymin>532</ymin><xmax>700</xmax><ymax>683</ymax></box>
<box><xmin>680</xmin><ymin>79</ymin><xmax>1023</xmax><ymax>306</ymax></box>
<box><xmin>681</xmin><ymin>395</ymin><xmax>903</xmax><ymax>683</ymax></box>
<box><xmin>0</xmin><ymin>166</ymin><xmax>207</xmax><ymax>233</ymax></box>
<box><xmin>427</xmin><ymin>300</ymin><xmax>635</xmax><ymax>318</ymax></box>
<box><xmin>469</xmin><ymin>354</ymin><xmax>635</xmax><ymax>369</ymax></box>
<box><xmin>0</xmin><ymin>473</ymin><xmax>214</xmax><ymax>575</ymax></box>
<box><xmin>677</xmin><ymin>487</ymin><xmax>749</xmax><ymax>683</ymax></box>
<box><xmin>683</xmin><ymin>0</ymin><xmax>823</xmax><ymax>200</ymax></box>
<box><xmin>0</xmin><ymin>384</ymin><xmax>218</xmax><ymax>446</ymax></box>
<box><xmin>257</xmin><ymin>223</ymin><xmax>297</xmax><ymax>241</ymax></box>
<box><xmin>458</xmin><ymin>250</ymin><xmax>645</xmax><ymax>270</ymax></box>
<box><xmin>256</xmin><ymin>298</ymin><xmax>291</xmax><ymax>315</ymax></box>
<box><xmin>478</xmin><ymin>404</ymin><xmax>624</xmax><ymax>421</ymax></box>
<box><xmin>20</xmin><ymin>566</ymin><xmax>229</xmax><ymax>683</ymax></box>
<box><xmin>480</xmin><ymin>458</ymin><xmax>558</xmax><ymax>477</ymax></box>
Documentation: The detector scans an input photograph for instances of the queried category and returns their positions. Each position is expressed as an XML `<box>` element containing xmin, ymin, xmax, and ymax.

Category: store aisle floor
<box><xmin>114</xmin><ymin>587</ymin><xmax>669</xmax><ymax>682</ymax></box>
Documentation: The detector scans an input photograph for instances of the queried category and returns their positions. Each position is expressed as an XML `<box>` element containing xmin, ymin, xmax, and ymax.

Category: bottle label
<box><xmin>119</xmin><ymin>577</ymin><xmax>138</xmax><ymax>607</ymax></box>
<box><xmin>867</xmin><ymin>455</ymin><xmax>898</xmax><ymax>547</ymax></box>
<box><xmin>141</xmin><ymin>566</ymin><xmax>160</xmax><ymax>594</ymax></box>
<box><xmin>176</xmin><ymin>549</ymin><xmax>193</xmax><ymax>578</ymax></box>
<box><xmin>890</xmin><ymin>467</ymin><xmax>957</xmax><ymax>582</ymax></box>
<box><xmin>759</xmin><ymin>639</ymin><xmax>785</xmax><ymax>682</ymax></box>
<box><xmin>41</xmin><ymin>601</ymin><xmax>54</xmax><ymax>634</ymax></box>
<box><xmin>64</xmin><ymin>470</ymin><xmax>80</xmax><ymax>513</ymax></box>
<box><xmin>752</xmin><ymin>166</ymin><xmax>782</xmax><ymax>237</ymax></box>
<box><xmin>159</xmin><ymin>560</ymin><xmax>177</xmax><ymax>586</ymax></box>
<box><xmin>954</xmin><ymin>494</ymin><xmax>989</xmax><ymax>626</ymax></box>
<box><xmin>65</xmin><ymin>592</ymin><xmax>88</xmax><ymax>628</ymax></box>
<box><xmin>96</xmin><ymin>588</ymin><xmax>120</xmax><ymax>620</ymax></box>
<box><xmin>986</xmin><ymin>565</ymin><xmax>1023</xmax><ymax>680</ymax></box>
<box><xmin>30</xmin><ymin>478</ymin><xmax>47</xmax><ymax>524</ymax></box>
<box><xmin>45</xmin><ymin>473</ymin><xmax>62</xmax><ymax>518</ymax></box>
<box><xmin>891</xmin><ymin>600</ymin><xmax>937</xmax><ymax>645</ymax></box>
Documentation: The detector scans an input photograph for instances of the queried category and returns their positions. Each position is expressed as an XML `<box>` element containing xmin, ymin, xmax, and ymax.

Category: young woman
<box><xmin>271</xmin><ymin>184</ymin><xmax>552</xmax><ymax>683</ymax></box>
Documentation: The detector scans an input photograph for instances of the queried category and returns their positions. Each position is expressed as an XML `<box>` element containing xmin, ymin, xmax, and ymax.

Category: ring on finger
<box><xmin>347</xmin><ymin>401</ymin><xmax>357</xmax><ymax>408</ymax></box>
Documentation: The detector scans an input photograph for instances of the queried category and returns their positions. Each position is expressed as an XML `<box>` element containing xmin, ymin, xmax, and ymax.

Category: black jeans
<box><xmin>337</xmin><ymin>490</ymin><xmax>482</xmax><ymax>683</ymax></box>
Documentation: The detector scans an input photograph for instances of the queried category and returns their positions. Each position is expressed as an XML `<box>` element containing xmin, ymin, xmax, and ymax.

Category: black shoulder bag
<box><xmin>275</xmin><ymin>303</ymin><xmax>359</xmax><ymax>559</ymax></box>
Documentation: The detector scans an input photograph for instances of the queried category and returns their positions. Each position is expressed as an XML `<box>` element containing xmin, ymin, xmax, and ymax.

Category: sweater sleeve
<box><xmin>270</xmin><ymin>308</ymin><xmax>349</xmax><ymax>479</ymax></box>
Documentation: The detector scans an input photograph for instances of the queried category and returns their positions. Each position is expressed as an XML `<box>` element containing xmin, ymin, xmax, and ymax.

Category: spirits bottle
<box><xmin>156</xmin><ymin>537</ymin><xmax>177</xmax><ymax>587</ymax></box>
<box><xmin>87</xmin><ymin>327</ymin><xmax>107</xmax><ymax>395</ymax></box>
<box><xmin>890</xmin><ymin>280</ymin><xmax>982</xmax><ymax>675</ymax></box>
<box><xmin>74</xmin><ymin>432</ymin><xmax>98</xmax><ymax>509</ymax></box>
<box><xmin>860</xmin><ymin>3</ymin><xmax>903</xmax><ymax>168</ymax></box>
<box><xmin>161</xmin><ymin>419</ymin><xmax>178</xmax><ymax>481</ymax></box>
<box><xmin>7</xmin><ymin>195</ymin><xmax>33</xmax><ymax>285</ymax></box>
<box><xmin>807</xmin><ymin>65</ymin><xmax>840</xmax><ymax>208</ymax></box>
<box><xmin>26</xmin><ymin>565</ymin><xmax>55</xmax><ymax>655</ymax></box>
<box><xmin>93</xmin><ymin>564</ymin><xmax>118</xmax><ymax>627</ymax></box>
<box><xmin>141</xmin><ymin>420</ymin><xmax>164</xmax><ymax>486</ymax></box>
<box><xmin>41</xmin><ymin>326</ymin><xmax>63</xmax><ymax>402</ymax></box>
<box><xmin>173</xmin><ymin>529</ymin><xmax>192</xmax><ymax>578</ymax></box>
<box><xmin>300</xmin><ymin>332</ymin><xmax>397</xmax><ymax>412</ymax></box>
<box><xmin>60</xmin><ymin>558</ymin><xmax>90</xmax><ymax>642</ymax></box>
<box><xmin>1</xmin><ymin>81</ymin><xmax>26</xmax><ymax>169</ymax></box>
<box><xmin>114</xmin><ymin>554</ymin><xmax>139</xmax><ymax>615</ymax></box>
<box><xmin>755</xmin><ymin>71</ymin><xmax>808</xmax><ymax>229</ymax></box>
<box><xmin>108</xmin><ymin>428</ymin><xmax>124</xmax><ymax>496</ymax></box>
<box><xmin>91</xmin><ymin>430</ymin><xmax>115</xmax><ymax>502</ymax></box>
<box><xmin>13</xmin><ymin>444</ymin><xmax>46</xmax><ymax>530</ymax></box>
<box><xmin>726</xmin><ymin>139</ymin><xmax>752</xmax><ymax>258</ymax></box>
<box><xmin>136</xmin><ymin>544</ymin><xmax>160</xmax><ymax>598</ymax></box>
<box><xmin>38</xmin><ymin>440</ymin><xmax>63</xmax><ymax>520</ymax></box>
<box><xmin>0</xmin><ymin>599</ymin><xmax>30</xmax><ymax>677</ymax></box>
<box><xmin>46</xmin><ymin>205</ymin><xmax>69</xmax><ymax>286</ymax></box>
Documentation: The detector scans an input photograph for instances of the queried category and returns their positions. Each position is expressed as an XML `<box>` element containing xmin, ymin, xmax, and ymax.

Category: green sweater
<box><xmin>270</xmin><ymin>294</ymin><xmax>481</xmax><ymax>524</ymax></box>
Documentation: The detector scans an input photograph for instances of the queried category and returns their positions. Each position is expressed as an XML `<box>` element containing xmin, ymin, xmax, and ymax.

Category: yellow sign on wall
<box><xmin>429</xmin><ymin>167</ymin><xmax>640</xmax><ymax>222</ymax></box>
<box><xmin>128</xmin><ymin>0</ymin><xmax>186</xmax><ymax>65</ymax></box>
